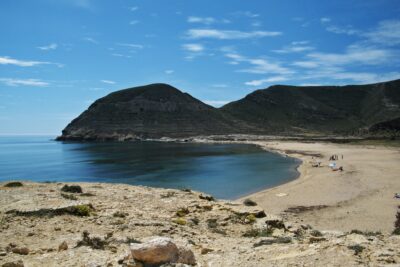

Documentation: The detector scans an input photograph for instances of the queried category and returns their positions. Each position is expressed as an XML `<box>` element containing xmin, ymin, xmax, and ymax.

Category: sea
<box><xmin>0</xmin><ymin>136</ymin><xmax>300</xmax><ymax>199</ymax></box>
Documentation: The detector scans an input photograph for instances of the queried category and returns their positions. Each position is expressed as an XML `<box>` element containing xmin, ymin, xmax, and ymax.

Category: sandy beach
<box><xmin>242</xmin><ymin>141</ymin><xmax>400</xmax><ymax>233</ymax></box>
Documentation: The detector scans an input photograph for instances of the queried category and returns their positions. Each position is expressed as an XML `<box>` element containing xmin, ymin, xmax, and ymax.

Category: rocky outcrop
<box><xmin>1</xmin><ymin>181</ymin><xmax>399</xmax><ymax>266</ymax></box>
<box><xmin>57</xmin><ymin>80</ymin><xmax>400</xmax><ymax>141</ymax></box>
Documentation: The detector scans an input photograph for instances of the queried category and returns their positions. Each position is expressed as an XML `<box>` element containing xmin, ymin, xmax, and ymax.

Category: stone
<box><xmin>130</xmin><ymin>237</ymin><xmax>179</xmax><ymax>265</ymax></box>
<box><xmin>58</xmin><ymin>241</ymin><xmax>68</xmax><ymax>251</ymax></box>
<box><xmin>177</xmin><ymin>246</ymin><xmax>196</xmax><ymax>265</ymax></box>
<box><xmin>201</xmin><ymin>248</ymin><xmax>213</xmax><ymax>255</ymax></box>
<box><xmin>243</xmin><ymin>198</ymin><xmax>257</xmax><ymax>206</ymax></box>
<box><xmin>2</xmin><ymin>261</ymin><xmax>24</xmax><ymax>267</ymax></box>
<box><xmin>61</xmin><ymin>184</ymin><xmax>83</xmax><ymax>193</ymax></box>
<box><xmin>11</xmin><ymin>247</ymin><xmax>29</xmax><ymax>255</ymax></box>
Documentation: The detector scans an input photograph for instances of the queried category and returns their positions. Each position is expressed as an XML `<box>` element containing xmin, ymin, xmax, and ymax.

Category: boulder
<box><xmin>130</xmin><ymin>237</ymin><xmax>179</xmax><ymax>265</ymax></box>
<box><xmin>177</xmin><ymin>246</ymin><xmax>196</xmax><ymax>265</ymax></box>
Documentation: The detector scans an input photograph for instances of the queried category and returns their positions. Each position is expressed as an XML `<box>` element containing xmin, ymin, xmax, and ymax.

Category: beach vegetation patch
<box><xmin>61</xmin><ymin>184</ymin><xmax>83</xmax><ymax>193</ymax></box>
<box><xmin>4</xmin><ymin>182</ymin><xmax>23</xmax><ymax>188</ymax></box>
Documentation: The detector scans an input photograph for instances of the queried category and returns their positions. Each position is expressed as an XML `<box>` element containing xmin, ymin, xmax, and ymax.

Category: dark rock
<box><xmin>243</xmin><ymin>198</ymin><xmax>257</xmax><ymax>206</ymax></box>
<box><xmin>58</xmin><ymin>241</ymin><xmax>68</xmax><ymax>251</ymax></box>
<box><xmin>253</xmin><ymin>237</ymin><xmax>292</xmax><ymax>247</ymax></box>
<box><xmin>11</xmin><ymin>247</ymin><xmax>29</xmax><ymax>255</ymax></box>
<box><xmin>2</xmin><ymin>260</ymin><xmax>24</xmax><ymax>267</ymax></box>
<box><xmin>61</xmin><ymin>185</ymin><xmax>83</xmax><ymax>193</ymax></box>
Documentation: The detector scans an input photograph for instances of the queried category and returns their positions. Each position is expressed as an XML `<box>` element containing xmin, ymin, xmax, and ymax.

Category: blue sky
<box><xmin>1</xmin><ymin>0</ymin><xmax>400</xmax><ymax>135</ymax></box>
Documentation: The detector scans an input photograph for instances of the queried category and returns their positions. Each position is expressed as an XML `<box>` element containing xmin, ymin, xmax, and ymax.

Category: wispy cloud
<box><xmin>320</xmin><ymin>17</ymin><xmax>331</xmax><ymax>23</ymax></box>
<box><xmin>182</xmin><ymin>43</ymin><xmax>204</xmax><ymax>52</ymax></box>
<box><xmin>211</xmin><ymin>84</ymin><xmax>228</xmax><ymax>88</ymax></box>
<box><xmin>0</xmin><ymin>56</ymin><xmax>62</xmax><ymax>67</ymax></box>
<box><xmin>186</xmin><ymin>29</ymin><xmax>281</xmax><ymax>39</ymax></box>
<box><xmin>272</xmin><ymin>41</ymin><xmax>314</xmax><ymax>53</ymax></box>
<box><xmin>83</xmin><ymin>37</ymin><xmax>98</xmax><ymax>44</ymax></box>
<box><xmin>187</xmin><ymin>16</ymin><xmax>216</xmax><ymax>25</ymax></box>
<box><xmin>111</xmin><ymin>53</ymin><xmax>132</xmax><ymax>58</ymax></box>
<box><xmin>306</xmin><ymin>45</ymin><xmax>393</xmax><ymax>66</ymax></box>
<box><xmin>116</xmin><ymin>43</ymin><xmax>144</xmax><ymax>49</ymax></box>
<box><xmin>0</xmin><ymin>78</ymin><xmax>49</xmax><ymax>87</ymax></box>
<box><xmin>165</xmin><ymin>70</ymin><xmax>174</xmax><ymax>74</ymax></box>
<box><xmin>245</xmin><ymin>76</ymin><xmax>288</xmax><ymax>86</ymax></box>
<box><xmin>129</xmin><ymin>20</ymin><xmax>139</xmax><ymax>25</ymax></box>
<box><xmin>37</xmin><ymin>43</ymin><xmax>58</xmax><ymax>51</ymax></box>
<box><xmin>364</xmin><ymin>19</ymin><xmax>400</xmax><ymax>46</ymax></box>
<box><xmin>232</xmin><ymin>11</ymin><xmax>259</xmax><ymax>18</ymax></box>
<box><xmin>101</xmin><ymin>80</ymin><xmax>116</xmax><ymax>84</ymax></box>
<box><xmin>130</xmin><ymin>6</ymin><xmax>138</xmax><ymax>11</ymax></box>
<box><xmin>326</xmin><ymin>25</ymin><xmax>359</xmax><ymax>35</ymax></box>
<box><xmin>225</xmin><ymin>53</ymin><xmax>293</xmax><ymax>75</ymax></box>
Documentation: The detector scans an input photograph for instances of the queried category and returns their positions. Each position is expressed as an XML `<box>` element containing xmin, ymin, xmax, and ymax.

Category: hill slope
<box><xmin>58</xmin><ymin>79</ymin><xmax>400</xmax><ymax>140</ymax></box>
<box><xmin>58</xmin><ymin>83</ymin><xmax>250</xmax><ymax>141</ymax></box>
<box><xmin>221</xmin><ymin>79</ymin><xmax>400</xmax><ymax>135</ymax></box>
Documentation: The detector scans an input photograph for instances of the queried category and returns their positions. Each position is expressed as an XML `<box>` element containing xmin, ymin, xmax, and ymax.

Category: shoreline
<box><xmin>238</xmin><ymin>140</ymin><xmax>400</xmax><ymax>233</ymax></box>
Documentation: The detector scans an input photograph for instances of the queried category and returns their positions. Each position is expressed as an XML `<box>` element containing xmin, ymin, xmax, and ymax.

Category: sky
<box><xmin>1</xmin><ymin>0</ymin><xmax>400</xmax><ymax>135</ymax></box>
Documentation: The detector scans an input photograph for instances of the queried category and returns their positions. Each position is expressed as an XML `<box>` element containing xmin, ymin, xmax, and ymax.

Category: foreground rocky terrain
<box><xmin>0</xmin><ymin>182</ymin><xmax>399</xmax><ymax>266</ymax></box>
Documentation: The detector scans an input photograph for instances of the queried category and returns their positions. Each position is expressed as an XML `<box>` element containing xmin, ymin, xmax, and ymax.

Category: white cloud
<box><xmin>116</xmin><ymin>43</ymin><xmax>144</xmax><ymax>49</ymax></box>
<box><xmin>326</xmin><ymin>25</ymin><xmax>359</xmax><ymax>35</ymax></box>
<box><xmin>101</xmin><ymin>80</ymin><xmax>116</xmax><ymax>84</ymax></box>
<box><xmin>0</xmin><ymin>56</ymin><xmax>60</xmax><ymax>67</ymax></box>
<box><xmin>129</xmin><ymin>20</ymin><xmax>139</xmax><ymax>25</ymax></box>
<box><xmin>83</xmin><ymin>37</ymin><xmax>98</xmax><ymax>44</ymax></box>
<box><xmin>272</xmin><ymin>41</ymin><xmax>314</xmax><ymax>53</ymax></box>
<box><xmin>182</xmin><ymin>43</ymin><xmax>204</xmax><ymax>52</ymax></box>
<box><xmin>111</xmin><ymin>53</ymin><xmax>132</xmax><ymax>58</ymax></box>
<box><xmin>165</xmin><ymin>70</ymin><xmax>174</xmax><ymax>74</ymax></box>
<box><xmin>187</xmin><ymin>16</ymin><xmax>216</xmax><ymax>25</ymax></box>
<box><xmin>364</xmin><ymin>19</ymin><xmax>400</xmax><ymax>46</ymax></box>
<box><xmin>204</xmin><ymin>100</ymin><xmax>230</xmax><ymax>107</ymax></box>
<box><xmin>292</xmin><ymin>61</ymin><xmax>320</xmax><ymax>68</ymax></box>
<box><xmin>307</xmin><ymin>45</ymin><xmax>393</xmax><ymax>66</ymax></box>
<box><xmin>225</xmin><ymin>53</ymin><xmax>293</xmax><ymax>75</ymax></box>
<box><xmin>320</xmin><ymin>17</ymin><xmax>331</xmax><ymax>23</ymax></box>
<box><xmin>186</xmin><ymin>29</ymin><xmax>281</xmax><ymax>39</ymax></box>
<box><xmin>233</xmin><ymin>11</ymin><xmax>259</xmax><ymax>18</ymax></box>
<box><xmin>37</xmin><ymin>43</ymin><xmax>58</xmax><ymax>51</ymax></box>
<box><xmin>303</xmin><ymin>70</ymin><xmax>400</xmax><ymax>84</ymax></box>
<box><xmin>0</xmin><ymin>78</ymin><xmax>49</xmax><ymax>87</ymax></box>
<box><xmin>130</xmin><ymin>6</ymin><xmax>138</xmax><ymax>11</ymax></box>
<box><xmin>245</xmin><ymin>76</ymin><xmax>288</xmax><ymax>86</ymax></box>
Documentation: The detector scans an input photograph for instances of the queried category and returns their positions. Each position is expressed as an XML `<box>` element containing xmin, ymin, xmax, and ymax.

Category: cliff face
<box><xmin>58</xmin><ymin>80</ymin><xmax>400</xmax><ymax>141</ymax></box>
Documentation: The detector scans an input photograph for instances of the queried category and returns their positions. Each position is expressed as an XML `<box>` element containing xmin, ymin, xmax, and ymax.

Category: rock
<box><xmin>61</xmin><ymin>184</ymin><xmax>83</xmax><ymax>193</ymax></box>
<box><xmin>58</xmin><ymin>241</ymin><xmax>68</xmax><ymax>251</ymax></box>
<box><xmin>200</xmin><ymin>248</ymin><xmax>213</xmax><ymax>255</ymax></box>
<box><xmin>11</xmin><ymin>247</ymin><xmax>29</xmax><ymax>255</ymax></box>
<box><xmin>265</xmin><ymin>217</ymin><xmax>285</xmax><ymax>229</ymax></box>
<box><xmin>177</xmin><ymin>246</ymin><xmax>196</xmax><ymax>265</ymax></box>
<box><xmin>2</xmin><ymin>261</ymin><xmax>24</xmax><ymax>267</ymax></box>
<box><xmin>199</xmin><ymin>194</ymin><xmax>215</xmax><ymax>201</ymax></box>
<box><xmin>0</xmin><ymin>251</ymin><xmax>7</xmax><ymax>256</ymax></box>
<box><xmin>243</xmin><ymin>198</ymin><xmax>257</xmax><ymax>206</ymax></box>
<box><xmin>130</xmin><ymin>237</ymin><xmax>179</xmax><ymax>265</ymax></box>
<box><xmin>253</xmin><ymin>237</ymin><xmax>292</xmax><ymax>247</ymax></box>
<box><xmin>309</xmin><ymin>237</ymin><xmax>326</xmax><ymax>243</ymax></box>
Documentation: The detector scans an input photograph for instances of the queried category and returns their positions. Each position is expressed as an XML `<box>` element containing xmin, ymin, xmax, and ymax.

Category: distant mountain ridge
<box><xmin>57</xmin><ymin>79</ymin><xmax>400</xmax><ymax>141</ymax></box>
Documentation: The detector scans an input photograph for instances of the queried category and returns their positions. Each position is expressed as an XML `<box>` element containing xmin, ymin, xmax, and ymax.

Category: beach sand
<box><xmin>242</xmin><ymin>141</ymin><xmax>400</xmax><ymax>233</ymax></box>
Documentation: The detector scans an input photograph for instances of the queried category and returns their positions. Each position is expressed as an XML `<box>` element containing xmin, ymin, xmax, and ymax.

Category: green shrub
<box><xmin>243</xmin><ymin>228</ymin><xmax>273</xmax><ymax>238</ymax></box>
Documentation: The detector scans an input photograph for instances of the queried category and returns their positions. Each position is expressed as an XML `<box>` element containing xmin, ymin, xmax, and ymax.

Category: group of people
<box><xmin>329</xmin><ymin>154</ymin><xmax>343</xmax><ymax>161</ymax></box>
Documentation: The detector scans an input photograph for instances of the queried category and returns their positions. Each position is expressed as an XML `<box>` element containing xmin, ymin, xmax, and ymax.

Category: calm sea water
<box><xmin>0</xmin><ymin>136</ymin><xmax>300</xmax><ymax>199</ymax></box>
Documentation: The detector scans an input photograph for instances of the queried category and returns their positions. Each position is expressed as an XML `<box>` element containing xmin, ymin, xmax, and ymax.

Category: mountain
<box><xmin>57</xmin><ymin>83</ymin><xmax>251</xmax><ymax>141</ymax></box>
<box><xmin>221</xmin><ymin>79</ymin><xmax>400</xmax><ymax>135</ymax></box>
<box><xmin>57</xmin><ymin>79</ymin><xmax>400</xmax><ymax>141</ymax></box>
